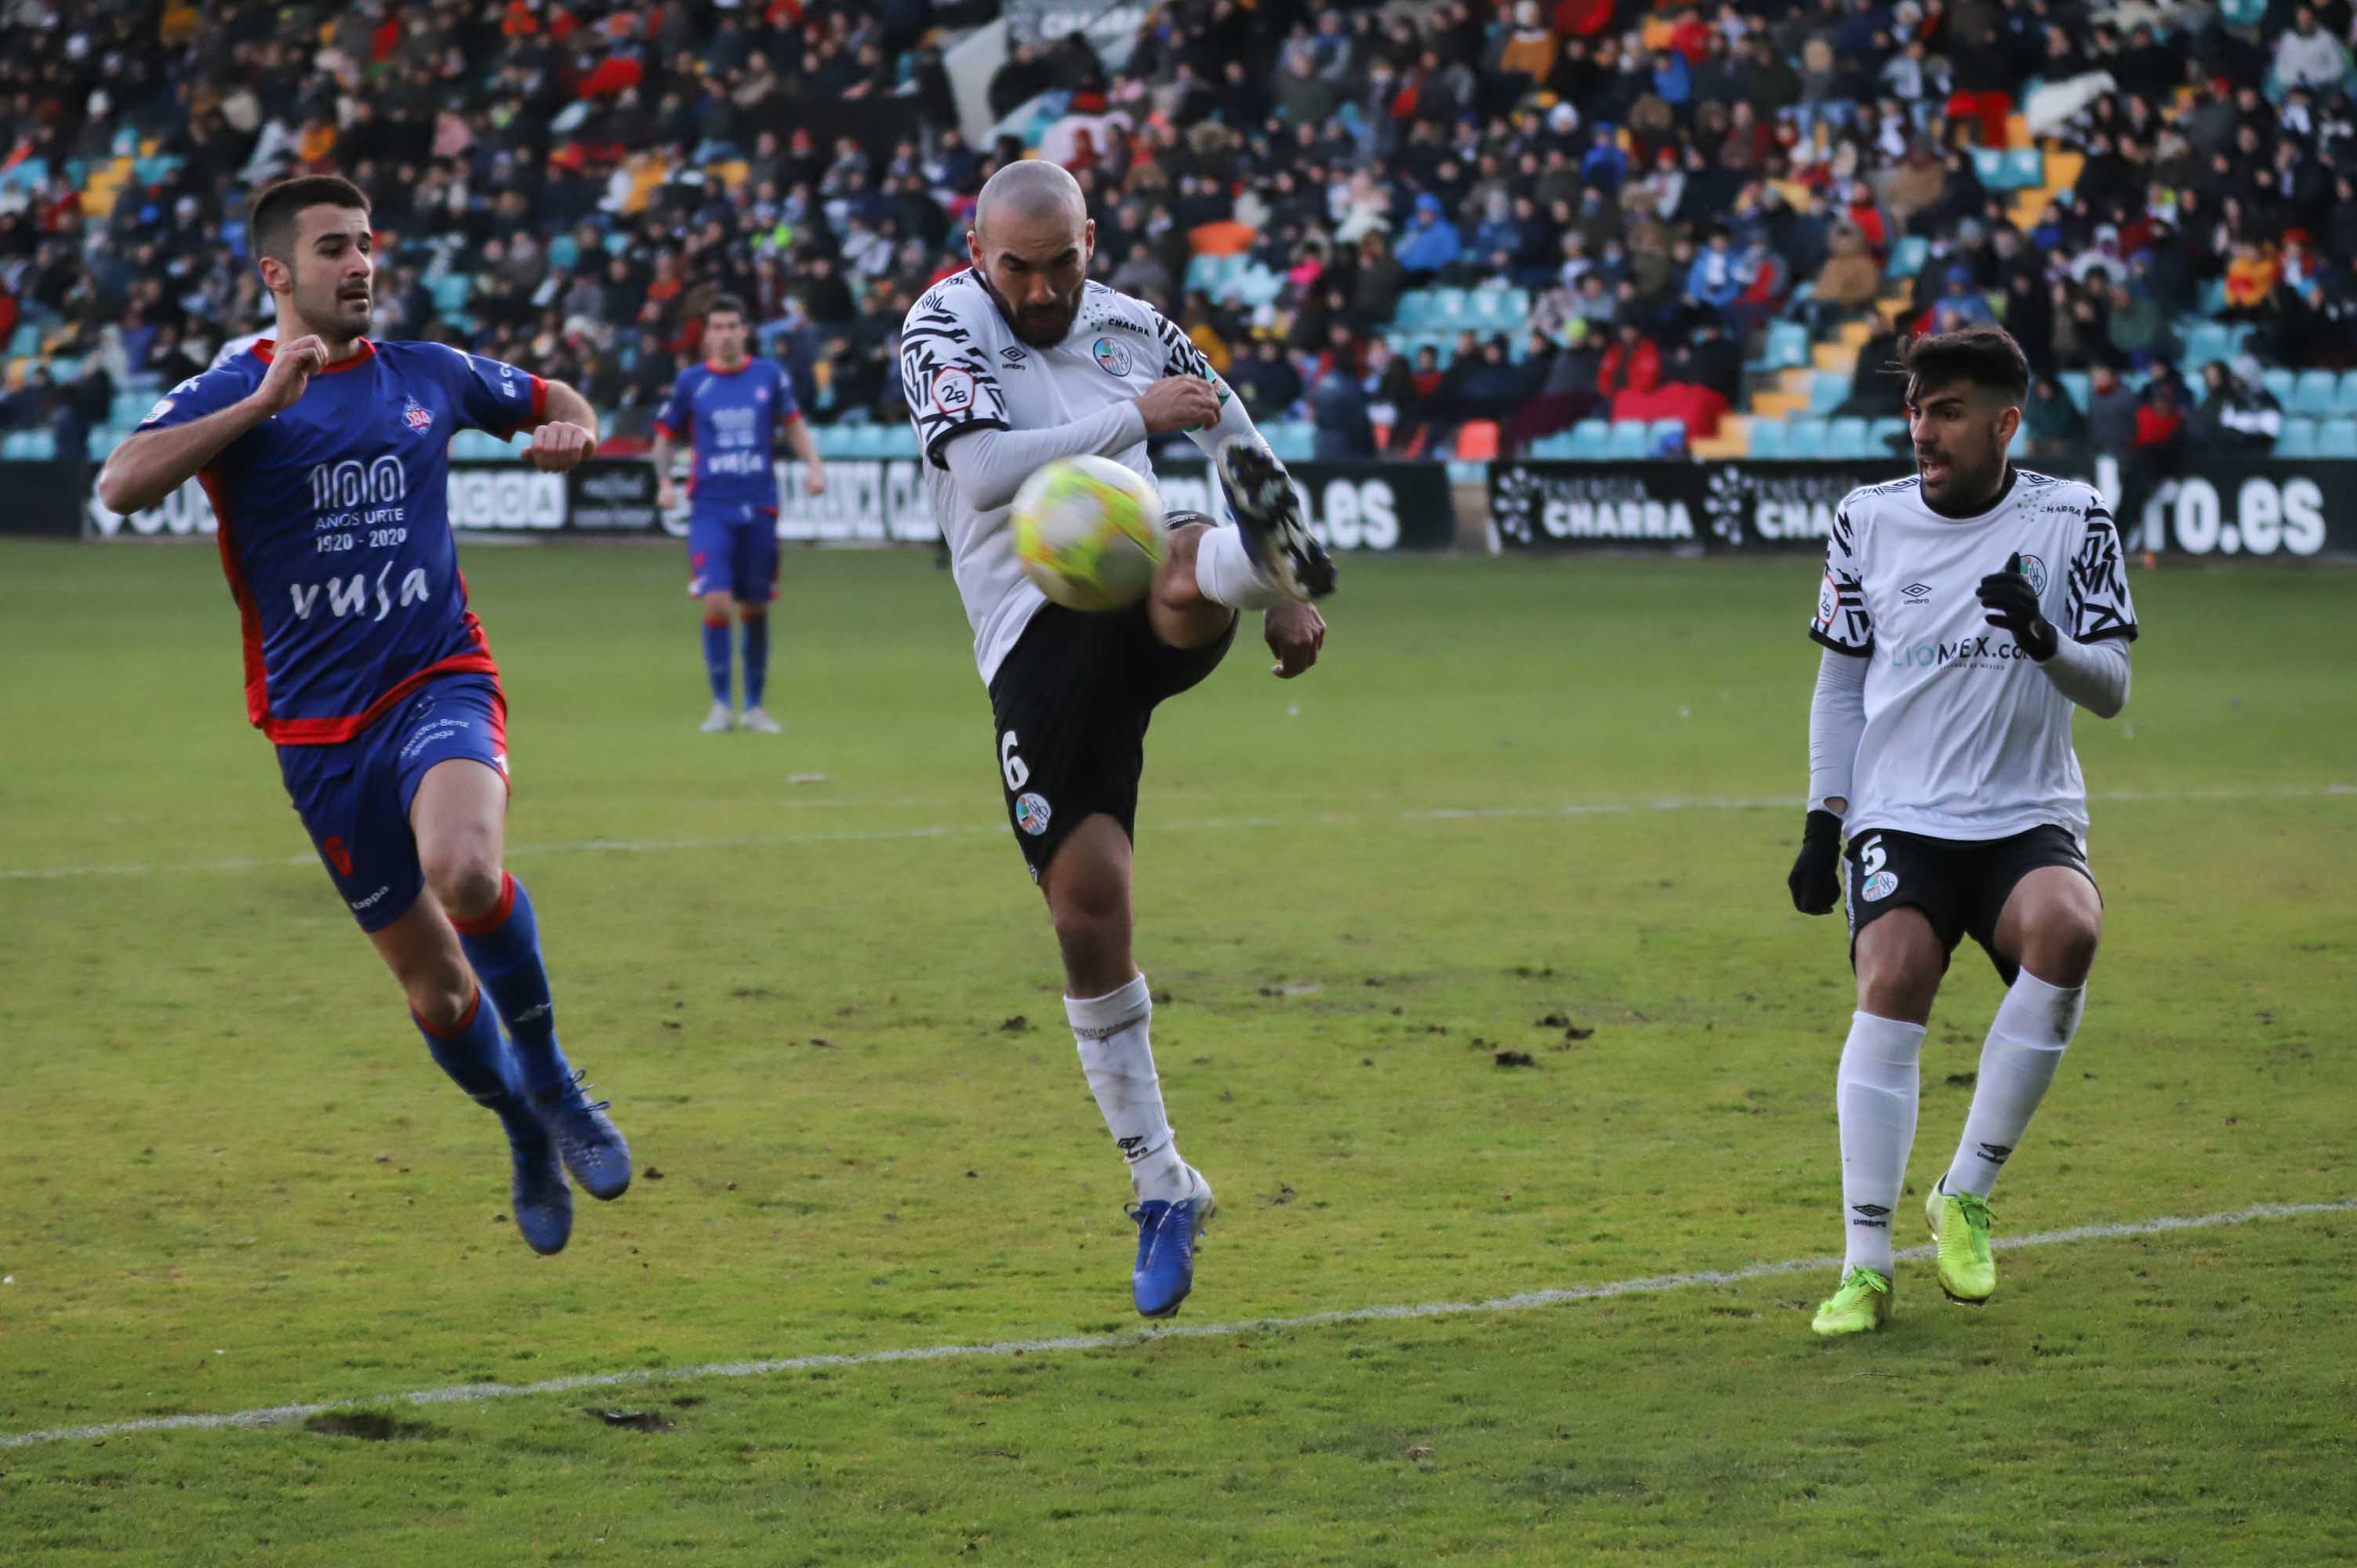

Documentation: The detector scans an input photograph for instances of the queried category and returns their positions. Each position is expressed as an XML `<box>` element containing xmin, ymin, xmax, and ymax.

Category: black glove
<box><xmin>1788</xmin><ymin>808</ymin><xmax>1844</xmax><ymax>915</ymax></box>
<box><xmin>1976</xmin><ymin>551</ymin><xmax>2057</xmax><ymax>662</ymax></box>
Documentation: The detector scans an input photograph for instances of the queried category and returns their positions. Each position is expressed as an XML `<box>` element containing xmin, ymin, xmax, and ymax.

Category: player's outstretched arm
<box><xmin>939</xmin><ymin>400</ymin><xmax>1154</xmax><ymax>513</ymax></box>
<box><xmin>97</xmin><ymin>335</ymin><xmax>329</xmax><ymax>514</ymax></box>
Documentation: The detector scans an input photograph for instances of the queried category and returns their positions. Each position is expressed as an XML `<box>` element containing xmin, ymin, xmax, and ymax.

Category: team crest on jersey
<box><xmin>144</xmin><ymin>397</ymin><xmax>174</xmax><ymax>423</ymax></box>
<box><xmin>1091</xmin><ymin>336</ymin><xmax>1133</xmax><ymax>378</ymax></box>
<box><xmin>401</xmin><ymin>397</ymin><xmax>434</xmax><ymax>433</ymax></box>
<box><xmin>1814</xmin><ymin>571</ymin><xmax>1839</xmax><ymax>630</ymax></box>
<box><xmin>2016</xmin><ymin>554</ymin><xmax>2048</xmax><ymax>594</ymax></box>
<box><xmin>1015</xmin><ymin>791</ymin><xmax>1052</xmax><ymax>836</ymax></box>
<box><xmin>1861</xmin><ymin>870</ymin><xmax>1899</xmax><ymax>902</ymax></box>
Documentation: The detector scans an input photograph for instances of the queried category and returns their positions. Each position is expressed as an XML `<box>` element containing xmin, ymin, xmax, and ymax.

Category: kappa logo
<box><xmin>1091</xmin><ymin>336</ymin><xmax>1134</xmax><ymax>378</ymax></box>
<box><xmin>1014</xmin><ymin>791</ymin><xmax>1053</xmax><ymax>837</ymax></box>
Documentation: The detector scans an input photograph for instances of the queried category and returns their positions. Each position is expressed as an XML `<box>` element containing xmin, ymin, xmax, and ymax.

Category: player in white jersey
<box><xmin>1785</xmin><ymin>326</ymin><xmax>2140</xmax><ymax>1337</ymax></box>
<box><xmin>900</xmin><ymin>160</ymin><xmax>1335</xmax><ymax>1320</ymax></box>
<box><xmin>211</xmin><ymin>328</ymin><xmax>270</xmax><ymax>370</ymax></box>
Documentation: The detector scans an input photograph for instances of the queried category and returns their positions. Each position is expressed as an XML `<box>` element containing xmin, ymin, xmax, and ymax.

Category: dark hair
<box><xmin>249</xmin><ymin>176</ymin><xmax>371</xmax><ymax>265</ymax></box>
<box><xmin>1899</xmin><ymin>325</ymin><xmax>2031</xmax><ymax>405</ymax></box>
<box><xmin>705</xmin><ymin>293</ymin><xmax>750</xmax><ymax>323</ymax></box>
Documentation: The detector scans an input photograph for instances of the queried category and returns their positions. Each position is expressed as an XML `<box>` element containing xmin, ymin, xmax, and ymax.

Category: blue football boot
<box><xmin>478</xmin><ymin>1094</ymin><xmax>572</xmax><ymax>1255</ymax></box>
<box><xmin>528</xmin><ymin>1069</ymin><xmax>633</xmax><ymax>1201</ymax></box>
<box><xmin>1130</xmin><ymin>1166</ymin><xmax>1216</xmax><ymax>1319</ymax></box>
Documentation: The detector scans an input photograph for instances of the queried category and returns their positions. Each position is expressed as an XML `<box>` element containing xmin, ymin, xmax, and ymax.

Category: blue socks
<box><xmin>412</xmin><ymin>986</ymin><xmax>536</xmax><ymax>1137</ymax></box>
<box><xmin>453</xmin><ymin>873</ymin><xmax>572</xmax><ymax>1097</ymax></box>
<box><xmin>742</xmin><ymin>612</ymin><xmax>769</xmax><ymax>710</ymax></box>
<box><xmin>702</xmin><ymin>616</ymin><xmax>732</xmax><ymax>706</ymax></box>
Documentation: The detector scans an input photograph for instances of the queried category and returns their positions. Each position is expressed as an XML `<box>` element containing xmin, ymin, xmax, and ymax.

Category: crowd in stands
<box><xmin>4</xmin><ymin>0</ymin><xmax>2357</xmax><ymax>465</ymax></box>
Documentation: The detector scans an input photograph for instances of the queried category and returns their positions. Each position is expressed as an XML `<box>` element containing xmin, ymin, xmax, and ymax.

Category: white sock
<box><xmin>1193</xmin><ymin>524</ymin><xmax>1282</xmax><ymax>611</ymax></box>
<box><xmin>1837</xmin><ymin>1011</ymin><xmax>1927</xmax><ymax>1274</ymax></box>
<box><xmin>1066</xmin><ymin>975</ymin><xmax>1189</xmax><ymax>1202</ymax></box>
<box><xmin>1945</xmin><ymin>967</ymin><xmax>2083</xmax><ymax>1198</ymax></box>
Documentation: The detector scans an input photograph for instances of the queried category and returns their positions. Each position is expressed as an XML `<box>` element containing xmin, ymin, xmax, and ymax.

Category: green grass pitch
<box><xmin>2</xmin><ymin>538</ymin><xmax>2352</xmax><ymax>1566</ymax></box>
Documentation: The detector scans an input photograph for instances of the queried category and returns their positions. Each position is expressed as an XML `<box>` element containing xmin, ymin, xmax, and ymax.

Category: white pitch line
<box><xmin>2</xmin><ymin>1196</ymin><xmax>2344</xmax><ymax>1452</ymax></box>
<box><xmin>3</xmin><ymin>783</ymin><xmax>2348</xmax><ymax>884</ymax></box>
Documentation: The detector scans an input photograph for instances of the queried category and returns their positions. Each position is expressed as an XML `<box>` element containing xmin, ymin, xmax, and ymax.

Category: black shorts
<box><xmin>1845</xmin><ymin>824</ymin><xmax>2100</xmax><ymax>984</ymax></box>
<box><xmin>986</xmin><ymin>530</ymin><xmax>1237</xmax><ymax>881</ymax></box>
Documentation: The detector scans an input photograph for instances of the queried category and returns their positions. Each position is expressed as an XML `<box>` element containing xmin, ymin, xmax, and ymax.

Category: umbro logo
<box><xmin>1901</xmin><ymin>582</ymin><xmax>1931</xmax><ymax>600</ymax></box>
<box><xmin>1850</xmin><ymin>1203</ymin><xmax>1891</xmax><ymax>1229</ymax></box>
<box><xmin>1977</xmin><ymin>1142</ymin><xmax>2014</xmax><ymax>1166</ymax></box>
<box><xmin>1001</xmin><ymin>346</ymin><xmax>1029</xmax><ymax>368</ymax></box>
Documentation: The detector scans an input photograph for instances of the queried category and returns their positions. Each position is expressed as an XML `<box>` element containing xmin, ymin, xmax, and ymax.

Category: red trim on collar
<box><xmin>251</xmin><ymin>338</ymin><xmax>379</xmax><ymax>373</ymax></box>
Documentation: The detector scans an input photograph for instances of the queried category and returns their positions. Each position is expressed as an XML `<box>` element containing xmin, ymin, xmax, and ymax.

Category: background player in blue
<box><xmin>95</xmin><ymin>176</ymin><xmax>633</xmax><ymax>1257</ymax></box>
<box><xmin>652</xmin><ymin>296</ymin><xmax>826</xmax><ymax>734</ymax></box>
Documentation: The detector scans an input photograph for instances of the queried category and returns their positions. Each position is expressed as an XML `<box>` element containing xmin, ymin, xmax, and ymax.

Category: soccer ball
<box><xmin>1010</xmin><ymin>456</ymin><xmax>1169</xmax><ymax>612</ymax></box>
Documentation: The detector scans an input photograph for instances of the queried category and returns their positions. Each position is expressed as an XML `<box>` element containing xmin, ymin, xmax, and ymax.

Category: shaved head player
<box><xmin>901</xmin><ymin>159</ymin><xmax>1338</xmax><ymax>1319</ymax></box>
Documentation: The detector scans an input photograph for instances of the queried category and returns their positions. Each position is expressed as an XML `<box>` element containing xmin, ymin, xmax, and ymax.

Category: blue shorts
<box><xmin>687</xmin><ymin>502</ymin><xmax>780</xmax><ymax>603</ymax></box>
<box><xmin>276</xmin><ymin>673</ymin><xmax>510</xmax><ymax>932</ymax></box>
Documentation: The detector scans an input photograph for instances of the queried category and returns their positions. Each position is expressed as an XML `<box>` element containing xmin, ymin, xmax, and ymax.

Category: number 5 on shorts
<box><xmin>1000</xmin><ymin>731</ymin><xmax>1029</xmax><ymax>791</ymax></box>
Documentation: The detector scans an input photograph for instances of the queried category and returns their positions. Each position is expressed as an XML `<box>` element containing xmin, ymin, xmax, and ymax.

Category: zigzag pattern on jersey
<box><xmin>2066</xmin><ymin>514</ymin><xmax>2139</xmax><ymax>642</ymax></box>
<box><xmin>1153</xmin><ymin>307</ymin><xmax>1214</xmax><ymax>383</ymax></box>
<box><xmin>1814</xmin><ymin>507</ymin><xmax>1876</xmax><ymax>652</ymax></box>
<box><xmin>899</xmin><ymin>274</ymin><xmax>1010</xmax><ymax>458</ymax></box>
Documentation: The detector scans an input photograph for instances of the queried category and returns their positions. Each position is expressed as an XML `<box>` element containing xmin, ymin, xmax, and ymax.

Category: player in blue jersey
<box><xmin>652</xmin><ymin>296</ymin><xmax>825</xmax><ymax>733</ymax></box>
<box><xmin>96</xmin><ymin>176</ymin><xmax>632</xmax><ymax>1257</ymax></box>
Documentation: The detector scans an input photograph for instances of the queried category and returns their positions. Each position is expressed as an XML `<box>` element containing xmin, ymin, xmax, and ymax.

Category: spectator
<box><xmin>2273</xmin><ymin>8</ymin><xmax>2349</xmax><ymax>92</ymax></box>
<box><xmin>1812</xmin><ymin>223</ymin><xmax>1883</xmax><ymax>329</ymax></box>
<box><xmin>2021</xmin><ymin>374</ymin><xmax>2089</xmax><ymax>459</ymax></box>
<box><xmin>1599</xmin><ymin>322</ymin><xmax>1663</xmax><ymax>397</ymax></box>
<box><xmin>1396</xmin><ymin>193</ymin><xmax>1463</xmax><ymax>281</ymax></box>
<box><xmin>1309</xmin><ymin>347</ymin><xmax>1377</xmax><ymax>459</ymax></box>
<box><xmin>1227</xmin><ymin>337</ymin><xmax>1303</xmax><ymax>420</ymax></box>
<box><xmin>2105</xmin><ymin>282</ymin><xmax>2178</xmax><ymax>372</ymax></box>
<box><xmin>2215</xmin><ymin>356</ymin><xmax>2288</xmax><ymax>450</ymax></box>
<box><xmin>2084</xmin><ymin>362</ymin><xmax>2140</xmax><ymax>454</ymax></box>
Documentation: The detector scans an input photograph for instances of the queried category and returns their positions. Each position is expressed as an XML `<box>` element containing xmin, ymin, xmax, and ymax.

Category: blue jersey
<box><xmin>139</xmin><ymin>338</ymin><xmax>546</xmax><ymax>744</ymax></box>
<box><xmin>655</xmin><ymin>358</ymin><xmax>800</xmax><ymax>510</ymax></box>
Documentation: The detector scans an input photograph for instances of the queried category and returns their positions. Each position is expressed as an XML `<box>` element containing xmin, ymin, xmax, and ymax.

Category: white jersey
<box><xmin>900</xmin><ymin>270</ymin><xmax>1215</xmax><ymax>683</ymax></box>
<box><xmin>1810</xmin><ymin>467</ymin><xmax>2139</xmax><ymax>842</ymax></box>
<box><xmin>211</xmin><ymin>331</ymin><xmax>269</xmax><ymax>370</ymax></box>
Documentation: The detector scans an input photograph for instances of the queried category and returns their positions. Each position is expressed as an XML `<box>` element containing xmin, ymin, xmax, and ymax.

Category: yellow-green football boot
<box><xmin>1927</xmin><ymin>1181</ymin><xmax>1997</xmax><ymax>1304</ymax></box>
<box><xmin>1810</xmin><ymin>1266</ymin><xmax>1893</xmax><ymax>1338</ymax></box>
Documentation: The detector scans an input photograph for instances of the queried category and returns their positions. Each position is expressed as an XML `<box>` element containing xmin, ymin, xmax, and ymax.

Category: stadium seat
<box><xmin>547</xmin><ymin>234</ymin><xmax>579</xmax><ymax>271</ymax></box>
<box><xmin>1869</xmin><ymin>417</ymin><xmax>1908</xmax><ymax>454</ymax></box>
<box><xmin>2181</xmin><ymin>323</ymin><xmax>2232</xmax><ymax>369</ymax></box>
<box><xmin>1455</xmin><ymin>421</ymin><xmax>1500</xmax><ymax>460</ymax></box>
<box><xmin>2275</xmin><ymin>418</ymin><xmax>2318</xmax><ymax>458</ymax></box>
<box><xmin>1528</xmin><ymin>432</ymin><xmax>1579</xmax><ymax>459</ymax></box>
<box><xmin>2319</xmin><ymin>419</ymin><xmax>2357</xmax><ymax>459</ymax></box>
<box><xmin>1826</xmin><ymin>417</ymin><xmax>1872</xmax><ymax>459</ymax></box>
<box><xmin>7</xmin><ymin>324</ymin><xmax>36</xmax><ymax>357</ymax></box>
<box><xmin>1749</xmin><ymin>419</ymin><xmax>1791</xmax><ymax>459</ymax></box>
<box><xmin>2</xmin><ymin>430</ymin><xmax>56</xmax><ymax>459</ymax></box>
<box><xmin>2291</xmin><ymin>370</ymin><xmax>2338</xmax><ymax>419</ymax></box>
<box><xmin>1392</xmin><ymin>290</ymin><xmax>1435</xmax><ymax>330</ymax></box>
<box><xmin>1767</xmin><ymin>320</ymin><xmax>1810</xmax><ymax>369</ymax></box>
<box><xmin>1647</xmin><ymin>418</ymin><xmax>1687</xmax><ymax>455</ymax></box>
<box><xmin>1568</xmin><ymin>419</ymin><xmax>1611</xmax><ymax>459</ymax></box>
<box><xmin>1808</xmin><ymin>372</ymin><xmax>1850</xmax><ymax>415</ymax></box>
<box><xmin>1786</xmin><ymin>419</ymin><xmax>1832</xmax><ymax>459</ymax></box>
<box><xmin>2061</xmin><ymin>372</ymin><xmax>2090</xmax><ymax>412</ymax></box>
<box><xmin>1890</xmin><ymin>235</ymin><xmax>1930</xmax><ymax>278</ymax></box>
<box><xmin>2003</xmin><ymin>149</ymin><xmax>2045</xmax><ymax>188</ymax></box>
<box><xmin>1604</xmin><ymin>421</ymin><xmax>1651</xmax><ymax>460</ymax></box>
<box><xmin>881</xmin><ymin>425</ymin><xmax>921</xmax><ymax>459</ymax></box>
<box><xmin>2336</xmin><ymin>370</ymin><xmax>2357</xmax><ymax>416</ymax></box>
<box><xmin>2262</xmin><ymin>368</ymin><xmax>2296</xmax><ymax>408</ymax></box>
<box><xmin>1434</xmin><ymin>288</ymin><xmax>1471</xmax><ymax>325</ymax></box>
